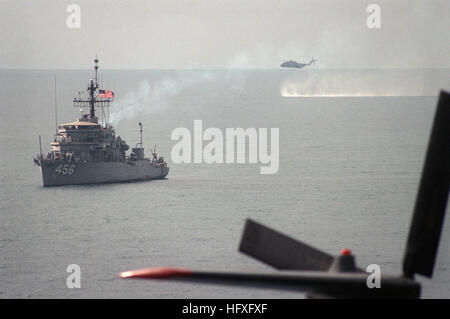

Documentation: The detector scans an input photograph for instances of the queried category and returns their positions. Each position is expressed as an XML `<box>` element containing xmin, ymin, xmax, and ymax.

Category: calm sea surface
<box><xmin>0</xmin><ymin>69</ymin><xmax>449</xmax><ymax>298</ymax></box>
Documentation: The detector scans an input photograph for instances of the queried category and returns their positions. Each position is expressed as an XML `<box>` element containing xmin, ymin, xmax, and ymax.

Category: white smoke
<box><xmin>110</xmin><ymin>70</ymin><xmax>215</xmax><ymax>123</ymax></box>
<box><xmin>109</xmin><ymin>61</ymin><xmax>256</xmax><ymax>124</ymax></box>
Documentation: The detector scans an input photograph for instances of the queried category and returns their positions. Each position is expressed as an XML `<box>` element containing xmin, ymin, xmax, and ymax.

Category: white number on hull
<box><xmin>55</xmin><ymin>164</ymin><xmax>75</xmax><ymax>175</ymax></box>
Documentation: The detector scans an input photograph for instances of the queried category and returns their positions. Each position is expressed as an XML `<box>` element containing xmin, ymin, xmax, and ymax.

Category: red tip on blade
<box><xmin>118</xmin><ymin>267</ymin><xmax>193</xmax><ymax>279</ymax></box>
<box><xmin>341</xmin><ymin>249</ymin><xmax>352</xmax><ymax>256</ymax></box>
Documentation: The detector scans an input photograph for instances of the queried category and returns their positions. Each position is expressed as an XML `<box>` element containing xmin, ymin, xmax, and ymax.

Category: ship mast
<box><xmin>73</xmin><ymin>57</ymin><xmax>112</xmax><ymax>124</ymax></box>
<box><xmin>139</xmin><ymin>122</ymin><xmax>143</xmax><ymax>148</ymax></box>
<box><xmin>88</xmin><ymin>57</ymin><xmax>99</xmax><ymax>120</ymax></box>
<box><xmin>94</xmin><ymin>56</ymin><xmax>99</xmax><ymax>83</ymax></box>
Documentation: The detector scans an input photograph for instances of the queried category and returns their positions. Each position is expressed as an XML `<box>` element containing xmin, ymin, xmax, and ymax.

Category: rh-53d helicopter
<box><xmin>281</xmin><ymin>57</ymin><xmax>317</xmax><ymax>68</ymax></box>
<box><xmin>118</xmin><ymin>91</ymin><xmax>450</xmax><ymax>298</ymax></box>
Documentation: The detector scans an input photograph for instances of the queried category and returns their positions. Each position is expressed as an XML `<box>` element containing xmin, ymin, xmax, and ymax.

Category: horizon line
<box><xmin>1</xmin><ymin>67</ymin><xmax>449</xmax><ymax>71</ymax></box>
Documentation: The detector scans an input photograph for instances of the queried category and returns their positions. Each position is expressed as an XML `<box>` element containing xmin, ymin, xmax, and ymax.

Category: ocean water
<box><xmin>0</xmin><ymin>68</ymin><xmax>449</xmax><ymax>298</ymax></box>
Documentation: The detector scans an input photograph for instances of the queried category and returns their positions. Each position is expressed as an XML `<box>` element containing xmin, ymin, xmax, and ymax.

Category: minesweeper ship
<box><xmin>34</xmin><ymin>58</ymin><xmax>169</xmax><ymax>186</ymax></box>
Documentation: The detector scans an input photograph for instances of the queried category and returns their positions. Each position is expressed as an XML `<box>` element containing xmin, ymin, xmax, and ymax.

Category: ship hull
<box><xmin>39</xmin><ymin>160</ymin><xmax>169</xmax><ymax>187</ymax></box>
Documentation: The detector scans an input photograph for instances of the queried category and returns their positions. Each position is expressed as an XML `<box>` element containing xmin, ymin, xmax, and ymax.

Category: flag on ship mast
<box><xmin>99</xmin><ymin>89</ymin><xmax>114</xmax><ymax>99</ymax></box>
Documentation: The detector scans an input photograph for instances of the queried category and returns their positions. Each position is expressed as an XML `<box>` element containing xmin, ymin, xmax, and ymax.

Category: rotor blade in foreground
<box><xmin>239</xmin><ymin>219</ymin><xmax>334</xmax><ymax>271</ymax></box>
<box><xmin>118</xmin><ymin>267</ymin><xmax>420</xmax><ymax>298</ymax></box>
<box><xmin>403</xmin><ymin>90</ymin><xmax>450</xmax><ymax>278</ymax></box>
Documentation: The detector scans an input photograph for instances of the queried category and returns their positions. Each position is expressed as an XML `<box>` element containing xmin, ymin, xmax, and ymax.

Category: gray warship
<box><xmin>34</xmin><ymin>58</ymin><xmax>169</xmax><ymax>187</ymax></box>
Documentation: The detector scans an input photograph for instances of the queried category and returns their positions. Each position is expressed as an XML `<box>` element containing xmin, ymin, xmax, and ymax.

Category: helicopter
<box><xmin>119</xmin><ymin>91</ymin><xmax>449</xmax><ymax>298</ymax></box>
<box><xmin>280</xmin><ymin>57</ymin><xmax>317</xmax><ymax>68</ymax></box>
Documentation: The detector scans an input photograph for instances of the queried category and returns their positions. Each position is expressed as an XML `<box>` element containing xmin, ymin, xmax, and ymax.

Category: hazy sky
<box><xmin>0</xmin><ymin>0</ymin><xmax>449</xmax><ymax>69</ymax></box>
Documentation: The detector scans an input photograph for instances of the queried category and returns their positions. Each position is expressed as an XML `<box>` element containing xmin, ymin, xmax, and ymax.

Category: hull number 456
<box><xmin>55</xmin><ymin>164</ymin><xmax>75</xmax><ymax>175</ymax></box>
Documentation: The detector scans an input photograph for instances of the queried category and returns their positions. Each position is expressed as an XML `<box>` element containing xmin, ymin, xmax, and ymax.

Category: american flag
<box><xmin>99</xmin><ymin>89</ymin><xmax>114</xmax><ymax>99</ymax></box>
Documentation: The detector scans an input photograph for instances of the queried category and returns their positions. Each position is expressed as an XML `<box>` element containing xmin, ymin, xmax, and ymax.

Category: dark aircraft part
<box><xmin>328</xmin><ymin>250</ymin><xmax>359</xmax><ymax>273</ymax></box>
<box><xmin>239</xmin><ymin>219</ymin><xmax>333</xmax><ymax>271</ymax></box>
<box><xmin>403</xmin><ymin>90</ymin><xmax>450</xmax><ymax>278</ymax></box>
<box><xmin>118</xmin><ymin>267</ymin><xmax>420</xmax><ymax>299</ymax></box>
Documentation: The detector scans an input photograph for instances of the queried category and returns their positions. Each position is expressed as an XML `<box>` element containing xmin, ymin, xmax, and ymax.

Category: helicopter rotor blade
<box><xmin>118</xmin><ymin>267</ymin><xmax>420</xmax><ymax>298</ymax></box>
<box><xmin>403</xmin><ymin>90</ymin><xmax>450</xmax><ymax>278</ymax></box>
<box><xmin>239</xmin><ymin>219</ymin><xmax>334</xmax><ymax>271</ymax></box>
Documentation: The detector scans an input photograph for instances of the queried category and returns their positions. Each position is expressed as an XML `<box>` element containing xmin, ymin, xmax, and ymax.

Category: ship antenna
<box><xmin>38</xmin><ymin>134</ymin><xmax>43</xmax><ymax>159</ymax></box>
<box><xmin>54</xmin><ymin>73</ymin><xmax>58</xmax><ymax>138</ymax></box>
<box><xmin>88</xmin><ymin>57</ymin><xmax>99</xmax><ymax>120</ymax></box>
<box><xmin>139</xmin><ymin>122</ymin><xmax>143</xmax><ymax>148</ymax></box>
<box><xmin>94</xmin><ymin>55</ymin><xmax>99</xmax><ymax>85</ymax></box>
